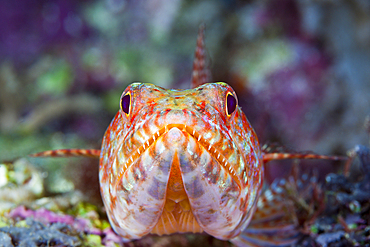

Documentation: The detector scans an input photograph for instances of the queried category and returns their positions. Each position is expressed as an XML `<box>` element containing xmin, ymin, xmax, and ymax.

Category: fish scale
<box><xmin>29</xmin><ymin>26</ymin><xmax>346</xmax><ymax>246</ymax></box>
<box><xmin>96</xmin><ymin>80</ymin><xmax>263</xmax><ymax>241</ymax></box>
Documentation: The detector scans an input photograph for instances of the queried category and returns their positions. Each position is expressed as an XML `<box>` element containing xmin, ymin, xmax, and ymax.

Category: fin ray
<box><xmin>263</xmin><ymin>152</ymin><xmax>346</xmax><ymax>163</ymax></box>
<box><xmin>231</xmin><ymin>179</ymin><xmax>300</xmax><ymax>247</ymax></box>
<box><xmin>190</xmin><ymin>24</ymin><xmax>212</xmax><ymax>88</ymax></box>
<box><xmin>29</xmin><ymin>149</ymin><xmax>100</xmax><ymax>158</ymax></box>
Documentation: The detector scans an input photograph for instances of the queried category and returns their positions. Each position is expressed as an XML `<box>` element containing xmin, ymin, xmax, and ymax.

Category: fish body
<box><xmin>30</xmin><ymin>26</ymin><xmax>345</xmax><ymax>246</ymax></box>
<box><xmin>99</xmin><ymin>82</ymin><xmax>263</xmax><ymax>240</ymax></box>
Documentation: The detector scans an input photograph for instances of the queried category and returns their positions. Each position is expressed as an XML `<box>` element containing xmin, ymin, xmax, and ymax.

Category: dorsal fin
<box><xmin>190</xmin><ymin>24</ymin><xmax>211</xmax><ymax>89</ymax></box>
<box><xmin>29</xmin><ymin>149</ymin><xmax>100</xmax><ymax>158</ymax></box>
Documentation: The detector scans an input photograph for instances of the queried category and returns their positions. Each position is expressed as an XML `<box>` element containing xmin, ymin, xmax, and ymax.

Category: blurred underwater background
<box><xmin>0</xmin><ymin>0</ymin><xmax>370</xmax><ymax>246</ymax></box>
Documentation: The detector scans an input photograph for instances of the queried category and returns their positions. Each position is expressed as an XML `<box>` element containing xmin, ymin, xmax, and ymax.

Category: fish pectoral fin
<box><xmin>29</xmin><ymin>149</ymin><xmax>100</xmax><ymax>158</ymax></box>
<box><xmin>230</xmin><ymin>232</ymin><xmax>298</xmax><ymax>247</ymax></box>
<box><xmin>231</xmin><ymin>214</ymin><xmax>299</xmax><ymax>247</ymax></box>
<box><xmin>230</xmin><ymin>178</ymin><xmax>302</xmax><ymax>247</ymax></box>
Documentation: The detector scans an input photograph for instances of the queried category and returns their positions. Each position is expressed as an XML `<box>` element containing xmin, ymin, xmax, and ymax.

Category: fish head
<box><xmin>99</xmin><ymin>82</ymin><xmax>264</xmax><ymax>240</ymax></box>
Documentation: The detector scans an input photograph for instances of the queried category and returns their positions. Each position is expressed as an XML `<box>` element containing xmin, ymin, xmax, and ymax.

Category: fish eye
<box><xmin>120</xmin><ymin>92</ymin><xmax>131</xmax><ymax>116</ymax></box>
<box><xmin>226</xmin><ymin>92</ymin><xmax>237</xmax><ymax>116</ymax></box>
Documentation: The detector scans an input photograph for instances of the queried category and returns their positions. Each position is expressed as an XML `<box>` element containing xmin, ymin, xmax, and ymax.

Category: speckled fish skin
<box><xmin>99</xmin><ymin>82</ymin><xmax>264</xmax><ymax>241</ymax></box>
<box><xmin>26</xmin><ymin>25</ymin><xmax>347</xmax><ymax>247</ymax></box>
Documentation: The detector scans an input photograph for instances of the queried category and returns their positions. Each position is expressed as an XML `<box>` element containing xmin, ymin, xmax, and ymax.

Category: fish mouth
<box><xmin>115</xmin><ymin>123</ymin><xmax>241</xmax><ymax>190</ymax></box>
